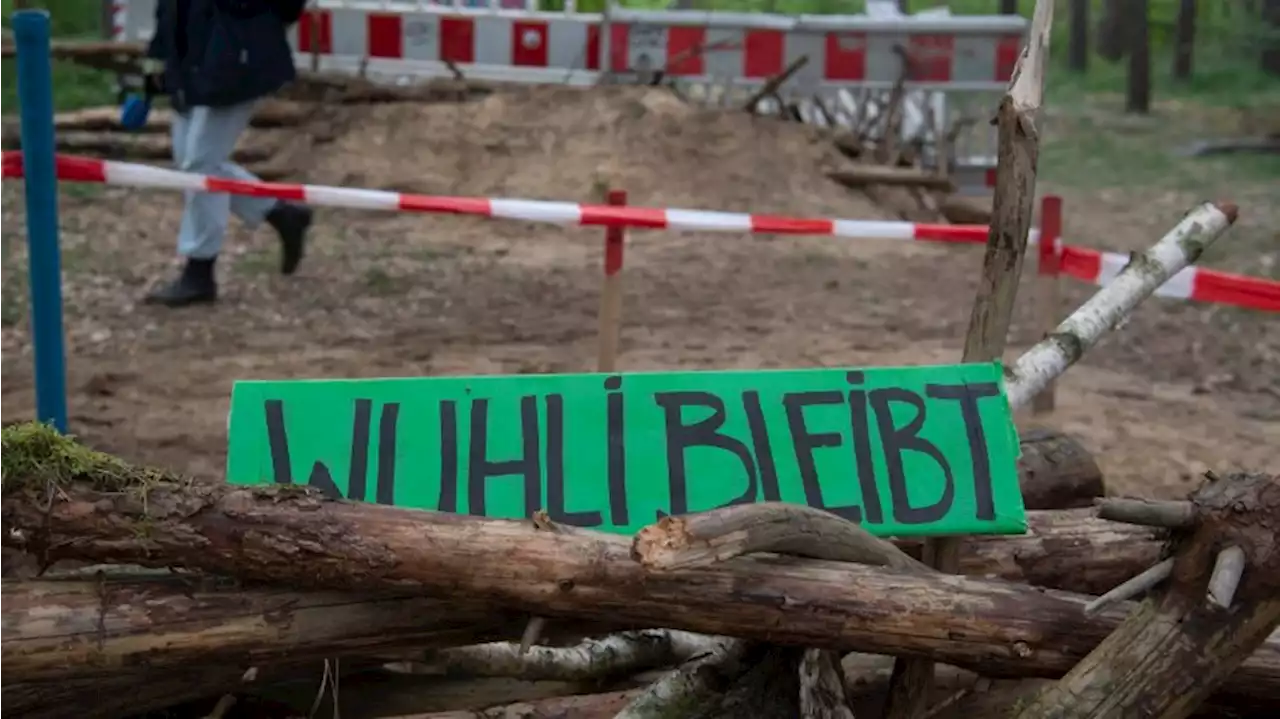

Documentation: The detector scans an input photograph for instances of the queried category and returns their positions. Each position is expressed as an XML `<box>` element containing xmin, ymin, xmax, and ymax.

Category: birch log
<box><xmin>412</xmin><ymin>631</ymin><xmax>718</xmax><ymax>682</ymax></box>
<box><xmin>1004</xmin><ymin>200</ymin><xmax>1238</xmax><ymax>409</ymax></box>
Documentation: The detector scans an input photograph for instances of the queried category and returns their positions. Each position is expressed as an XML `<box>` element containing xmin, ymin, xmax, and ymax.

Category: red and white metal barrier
<box><xmin>285</xmin><ymin>8</ymin><xmax>1024</xmax><ymax>85</ymax></box>
<box><xmin>111</xmin><ymin>1</ymin><xmax>1024</xmax><ymax>89</ymax></box>
<box><xmin>3</xmin><ymin>151</ymin><xmax>1276</xmax><ymax>314</ymax></box>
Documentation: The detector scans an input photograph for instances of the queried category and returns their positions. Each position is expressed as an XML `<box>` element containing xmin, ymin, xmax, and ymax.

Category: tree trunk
<box><xmin>1126</xmin><ymin>0</ymin><xmax>1152</xmax><ymax>113</ymax></box>
<box><xmin>1264</xmin><ymin>0</ymin><xmax>1280</xmax><ymax>76</ymax></box>
<box><xmin>1</xmin><ymin>574</ymin><xmax>578</xmax><ymax>684</ymax></box>
<box><xmin>1069</xmin><ymin>0</ymin><xmax>1090</xmax><ymax>72</ymax></box>
<box><xmin>4</xmin><ymin>447</ymin><xmax>1278</xmax><ymax>701</ymax></box>
<box><xmin>1173</xmin><ymin>0</ymin><xmax>1196</xmax><ymax>80</ymax></box>
<box><xmin>1097</xmin><ymin>0</ymin><xmax>1129</xmax><ymax>61</ymax></box>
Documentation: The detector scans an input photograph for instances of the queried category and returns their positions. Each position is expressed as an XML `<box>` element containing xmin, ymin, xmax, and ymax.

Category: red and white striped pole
<box><xmin>596</xmin><ymin>188</ymin><xmax>627</xmax><ymax>373</ymax></box>
<box><xmin>1032</xmin><ymin>194</ymin><xmax>1063</xmax><ymax>416</ymax></box>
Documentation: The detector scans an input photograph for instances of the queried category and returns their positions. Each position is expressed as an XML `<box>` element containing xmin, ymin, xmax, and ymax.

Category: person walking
<box><xmin>142</xmin><ymin>0</ymin><xmax>314</xmax><ymax>307</ymax></box>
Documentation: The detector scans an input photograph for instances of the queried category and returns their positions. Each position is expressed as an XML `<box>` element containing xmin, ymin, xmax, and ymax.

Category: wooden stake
<box><xmin>885</xmin><ymin>3</ymin><xmax>1056</xmax><ymax>717</ymax></box>
<box><xmin>308</xmin><ymin>1</ymin><xmax>322</xmax><ymax>73</ymax></box>
<box><xmin>1032</xmin><ymin>195</ymin><xmax>1063</xmax><ymax>416</ymax></box>
<box><xmin>596</xmin><ymin>189</ymin><xmax>627</xmax><ymax>373</ymax></box>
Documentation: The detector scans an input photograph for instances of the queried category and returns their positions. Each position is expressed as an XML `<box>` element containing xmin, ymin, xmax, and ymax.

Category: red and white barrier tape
<box><xmin>1061</xmin><ymin>245</ymin><xmax>1279</xmax><ymax>312</ymax></box>
<box><xmin>4</xmin><ymin>152</ymin><xmax>1278</xmax><ymax>313</ymax></box>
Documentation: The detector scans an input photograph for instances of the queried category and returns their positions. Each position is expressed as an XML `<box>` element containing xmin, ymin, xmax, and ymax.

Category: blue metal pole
<box><xmin>14</xmin><ymin>9</ymin><xmax>69</xmax><ymax>434</ymax></box>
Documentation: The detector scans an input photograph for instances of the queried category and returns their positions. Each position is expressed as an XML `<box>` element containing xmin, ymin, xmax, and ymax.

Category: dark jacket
<box><xmin>147</xmin><ymin>0</ymin><xmax>307</xmax><ymax>110</ymax></box>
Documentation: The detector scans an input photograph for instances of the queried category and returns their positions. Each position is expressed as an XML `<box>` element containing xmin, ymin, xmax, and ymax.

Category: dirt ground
<box><xmin>2</xmin><ymin>84</ymin><xmax>1277</xmax><ymax>498</ymax></box>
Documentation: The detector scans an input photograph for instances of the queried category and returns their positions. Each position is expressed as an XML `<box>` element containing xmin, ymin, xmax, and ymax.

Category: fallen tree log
<box><xmin>1015</xmin><ymin>426</ymin><xmax>1105</xmax><ymax>509</ymax></box>
<box><xmin>2</xmin><ymin>426</ymin><xmax>1275</xmax><ymax>702</ymax></box>
<box><xmin>1</xmin><ymin>574</ymin><xmax>584</xmax><ymax>684</ymax></box>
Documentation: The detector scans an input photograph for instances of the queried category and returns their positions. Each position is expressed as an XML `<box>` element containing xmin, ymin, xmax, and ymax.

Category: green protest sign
<box><xmin>226</xmin><ymin>364</ymin><xmax>1026</xmax><ymax>537</ymax></box>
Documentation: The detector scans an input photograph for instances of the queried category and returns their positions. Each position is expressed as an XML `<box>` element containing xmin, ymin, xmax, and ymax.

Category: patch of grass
<box><xmin>1</xmin><ymin>0</ymin><xmax>119</xmax><ymax>113</ymax></box>
<box><xmin>0</xmin><ymin>421</ymin><xmax>159</xmax><ymax>495</ymax></box>
<box><xmin>1039</xmin><ymin>100</ymin><xmax>1280</xmax><ymax>191</ymax></box>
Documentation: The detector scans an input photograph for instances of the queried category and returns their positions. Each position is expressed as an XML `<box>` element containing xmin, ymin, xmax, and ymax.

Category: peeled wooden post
<box><xmin>1031</xmin><ymin>195</ymin><xmax>1063</xmax><ymax>416</ymax></box>
<box><xmin>886</xmin><ymin>3</ymin><xmax>1056</xmax><ymax>715</ymax></box>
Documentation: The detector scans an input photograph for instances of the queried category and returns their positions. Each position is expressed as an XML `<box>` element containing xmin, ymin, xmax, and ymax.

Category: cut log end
<box><xmin>1214</xmin><ymin>201</ymin><xmax>1240</xmax><ymax>224</ymax></box>
<box><xmin>1207</xmin><ymin>546</ymin><xmax>1246</xmax><ymax>609</ymax></box>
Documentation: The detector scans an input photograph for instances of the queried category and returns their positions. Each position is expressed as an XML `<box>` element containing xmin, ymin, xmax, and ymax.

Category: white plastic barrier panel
<box><xmin>113</xmin><ymin>1</ymin><xmax>1026</xmax><ymax>91</ymax></box>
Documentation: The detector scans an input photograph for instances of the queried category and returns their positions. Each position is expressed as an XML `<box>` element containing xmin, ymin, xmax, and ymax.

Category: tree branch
<box><xmin>1096</xmin><ymin>497</ymin><xmax>1197</xmax><ymax>528</ymax></box>
<box><xmin>631</xmin><ymin>503</ymin><xmax>929</xmax><ymax>573</ymax></box>
<box><xmin>1083</xmin><ymin>558</ymin><xmax>1174</xmax><ymax>615</ymax></box>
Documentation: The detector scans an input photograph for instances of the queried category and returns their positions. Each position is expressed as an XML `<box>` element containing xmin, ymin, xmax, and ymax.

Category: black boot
<box><xmin>266</xmin><ymin>201</ymin><xmax>313</xmax><ymax>275</ymax></box>
<box><xmin>144</xmin><ymin>257</ymin><xmax>217</xmax><ymax>307</ymax></box>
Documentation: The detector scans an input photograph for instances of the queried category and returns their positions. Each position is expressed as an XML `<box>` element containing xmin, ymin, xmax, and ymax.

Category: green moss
<box><xmin>1</xmin><ymin>421</ymin><xmax>167</xmax><ymax>496</ymax></box>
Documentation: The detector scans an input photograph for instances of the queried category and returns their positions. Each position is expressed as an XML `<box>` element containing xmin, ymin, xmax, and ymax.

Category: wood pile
<box><xmin>1</xmin><ymin>423</ymin><xmax>1277</xmax><ymax>719</ymax></box>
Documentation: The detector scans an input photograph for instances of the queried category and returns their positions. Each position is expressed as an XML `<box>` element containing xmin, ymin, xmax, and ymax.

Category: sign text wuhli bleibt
<box><xmin>226</xmin><ymin>364</ymin><xmax>1027</xmax><ymax>537</ymax></box>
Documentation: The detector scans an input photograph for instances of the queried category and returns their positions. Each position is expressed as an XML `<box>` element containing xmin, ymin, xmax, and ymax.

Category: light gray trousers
<box><xmin>171</xmin><ymin>101</ymin><xmax>278</xmax><ymax>259</ymax></box>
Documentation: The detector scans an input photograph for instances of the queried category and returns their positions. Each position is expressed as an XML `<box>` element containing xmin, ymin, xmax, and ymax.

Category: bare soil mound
<box><xmin>308</xmin><ymin>84</ymin><xmax>887</xmax><ymax>219</ymax></box>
